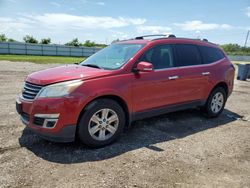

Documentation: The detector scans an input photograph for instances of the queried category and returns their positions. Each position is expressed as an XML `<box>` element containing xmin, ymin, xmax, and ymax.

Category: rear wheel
<box><xmin>77</xmin><ymin>99</ymin><xmax>125</xmax><ymax>148</ymax></box>
<box><xmin>203</xmin><ymin>87</ymin><xmax>227</xmax><ymax>118</ymax></box>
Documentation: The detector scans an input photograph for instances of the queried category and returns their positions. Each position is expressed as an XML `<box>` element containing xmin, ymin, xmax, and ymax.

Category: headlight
<box><xmin>37</xmin><ymin>80</ymin><xmax>83</xmax><ymax>98</ymax></box>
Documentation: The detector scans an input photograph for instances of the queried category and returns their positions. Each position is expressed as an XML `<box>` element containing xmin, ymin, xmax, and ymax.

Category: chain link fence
<box><xmin>0</xmin><ymin>42</ymin><xmax>101</xmax><ymax>57</ymax></box>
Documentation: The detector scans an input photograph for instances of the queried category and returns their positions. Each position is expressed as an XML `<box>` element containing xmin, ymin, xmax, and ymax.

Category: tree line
<box><xmin>0</xmin><ymin>34</ymin><xmax>107</xmax><ymax>48</ymax></box>
<box><xmin>0</xmin><ymin>33</ymin><xmax>249</xmax><ymax>55</ymax></box>
<box><xmin>220</xmin><ymin>43</ymin><xmax>250</xmax><ymax>56</ymax></box>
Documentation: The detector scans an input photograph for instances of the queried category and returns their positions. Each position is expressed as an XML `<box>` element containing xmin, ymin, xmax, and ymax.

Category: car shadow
<box><xmin>19</xmin><ymin>108</ymin><xmax>242</xmax><ymax>164</ymax></box>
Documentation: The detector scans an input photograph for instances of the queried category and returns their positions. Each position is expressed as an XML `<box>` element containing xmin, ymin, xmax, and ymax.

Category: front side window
<box><xmin>199</xmin><ymin>46</ymin><xmax>225</xmax><ymax>64</ymax></box>
<box><xmin>139</xmin><ymin>44</ymin><xmax>174</xmax><ymax>69</ymax></box>
<box><xmin>80</xmin><ymin>44</ymin><xmax>145</xmax><ymax>70</ymax></box>
<box><xmin>174</xmin><ymin>44</ymin><xmax>202</xmax><ymax>67</ymax></box>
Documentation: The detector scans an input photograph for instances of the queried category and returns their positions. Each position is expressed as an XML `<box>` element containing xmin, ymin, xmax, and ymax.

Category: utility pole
<box><xmin>244</xmin><ymin>30</ymin><xmax>249</xmax><ymax>48</ymax></box>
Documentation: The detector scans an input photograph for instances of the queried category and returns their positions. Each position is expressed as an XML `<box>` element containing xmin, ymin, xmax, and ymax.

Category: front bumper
<box><xmin>16</xmin><ymin>95</ymin><xmax>83</xmax><ymax>143</ymax></box>
<box><xmin>26</xmin><ymin>124</ymin><xmax>76</xmax><ymax>143</ymax></box>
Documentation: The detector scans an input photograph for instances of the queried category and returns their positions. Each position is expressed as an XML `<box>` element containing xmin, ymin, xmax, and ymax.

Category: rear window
<box><xmin>198</xmin><ymin>46</ymin><xmax>225</xmax><ymax>64</ymax></box>
<box><xmin>174</xmin><ymin>44</ymin><xmax>202</xmax><ymax>67</ymax></box>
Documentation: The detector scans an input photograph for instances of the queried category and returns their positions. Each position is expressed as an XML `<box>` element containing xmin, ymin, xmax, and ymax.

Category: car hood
<box><xmin>26</xmin><ymin>64</ymin><xmax>112</xmax><ymax>85</ymax></box>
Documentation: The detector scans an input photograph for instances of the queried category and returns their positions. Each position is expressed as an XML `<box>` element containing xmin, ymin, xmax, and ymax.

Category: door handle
<box><xmin>202</xmin><ymin>72</ymin><xmax>210</xmax><ymax>76</ymax></box>
<box><xmin>168</xmin><ymin>76</ymin><xmax>179</xmax><ymax>80</ymax></box>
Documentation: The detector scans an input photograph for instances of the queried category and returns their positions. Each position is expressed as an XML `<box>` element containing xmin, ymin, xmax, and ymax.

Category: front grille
<box><xmin>22</xmin><ymin>82</ymin><xmax>43</xmax><ymax>100</ymax></box>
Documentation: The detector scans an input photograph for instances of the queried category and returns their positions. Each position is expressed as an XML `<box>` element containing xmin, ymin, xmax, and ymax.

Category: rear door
<box><xmin>173</xmin><ymin>44</ymin><xmax>209</xmax><ymax>103</ymax></box>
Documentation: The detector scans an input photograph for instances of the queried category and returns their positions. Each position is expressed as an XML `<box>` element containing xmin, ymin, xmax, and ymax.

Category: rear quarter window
<box><xmin>198</xmin><ymin>46</ymin><xmax>225</xmax><ymax>64</ymax></box>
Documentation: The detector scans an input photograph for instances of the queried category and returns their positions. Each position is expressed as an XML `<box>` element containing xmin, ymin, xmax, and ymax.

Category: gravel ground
<box><xmin>0</xmin><ymin>61</ymin><xmax>249</xmax><ymax>188</ymax></box>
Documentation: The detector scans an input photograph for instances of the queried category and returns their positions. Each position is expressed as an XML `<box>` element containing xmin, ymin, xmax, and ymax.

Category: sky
<box><xmin>0</xmin><ymin>0</ymin><xmax>249</xmax><ymax>45</ymax></box>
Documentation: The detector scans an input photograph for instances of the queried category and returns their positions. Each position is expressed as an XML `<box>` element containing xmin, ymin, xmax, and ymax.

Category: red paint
<box><xmin>18</xmin><ymin>38</ymin><xmax>235</xmax><ymax>137</ymax></box>
<box><xmin>136</xmin><ymin>61</ymin><xmax>153</xmax><ymax>72</ymax></box>
<box><xmin>26</xmin><ymin>64</ymin><xmax>113</xmax><ymax>85</ymax></box>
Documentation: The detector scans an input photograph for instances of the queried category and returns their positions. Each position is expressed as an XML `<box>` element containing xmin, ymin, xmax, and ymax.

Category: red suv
<box><xmin>16</xmin><ymin>35</ymin><xmax>235</xmax><ymax>147</ymax></box>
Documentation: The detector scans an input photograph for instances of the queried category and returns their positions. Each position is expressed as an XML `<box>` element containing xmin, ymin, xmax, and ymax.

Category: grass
<box><xmin>0</xmin><ymin>55</ymin><xmax>85</xmax><ymax>64</ymax></box>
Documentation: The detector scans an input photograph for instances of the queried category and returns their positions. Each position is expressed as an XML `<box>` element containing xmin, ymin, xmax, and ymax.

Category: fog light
<box><xmin>44</xmin><ymin>119</ymin><xmax>57</xmax><ymax>128</ymax></box>
<box><xmin>34</xmin><ymin>114</ymin><xmax>59</xmax><ymax>129</ymax></box>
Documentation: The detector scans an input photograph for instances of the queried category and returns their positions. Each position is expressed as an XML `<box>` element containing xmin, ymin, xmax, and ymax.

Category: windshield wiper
<box><xmin>82</xmin><ymin>64</ymin><xmax>102</xmax><ymax>69</ymax></box>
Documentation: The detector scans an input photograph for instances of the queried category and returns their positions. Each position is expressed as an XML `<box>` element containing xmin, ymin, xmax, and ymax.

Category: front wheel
<box><xmin>77</xmin><ymin>99</ymin><xmax>125</xmax><ymax>148</ymax></box>
<box><xmin>203</xmin><ymin>87</ymin><xmax>227</xmax><ymax>118</ymax></box>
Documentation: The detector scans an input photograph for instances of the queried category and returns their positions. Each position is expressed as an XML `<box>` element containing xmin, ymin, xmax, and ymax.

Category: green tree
<box><xmin>83</xmin><ymin>40</ymin><xmax>96</xmax><ymax>47</ymax></box>
<box><xmin>95</xmin><ymin>43</ymin><xmax>107</xmax><ymax>48</ymax></box>
<box><xmin>23</xmin><ymin>35</ymin><xmax>38</xmax><ymax>44</ymax></box>
<box><xmin>40</xmin><ymin>38</ymin><xmax>51</xmax><ymax>44</ymax></box>
<box><xmin>82</xmin><ymin>40</ymin><xmax>107</xmax><ymax>48</ymax></box>
<box><xmin>7</xmin><ymin>38</ymin><xmax>16</xmax><ymax>42</ymax></box>
<box><xmin>220</xmin><ymin>44</ymin><xmax>240</xmax><ymax>53</ymax></box>
<box><xmin>0</xmin><ymin>34</ymin><xmax>7</xmax><ymax>42</ymax></box>
<box><xmin>65</xmin><ymin>38</ymin><xmax>80</xmax><ymax>47</ymax></box>
<box><xmin>111</xmin><ymin>39</ymin><xmax>120</xmax><ymax>44</ymax></box>
<box><xmin>220</xmin><ymin>43</ymin><xmax>250</xmax><ymax>55</ymax></box>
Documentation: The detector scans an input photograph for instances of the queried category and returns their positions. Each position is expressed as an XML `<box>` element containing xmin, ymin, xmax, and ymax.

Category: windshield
<box><xmin>80</xmin><ymin>43</ymin><xmax>145</xmax><ymax>70</ymax></box>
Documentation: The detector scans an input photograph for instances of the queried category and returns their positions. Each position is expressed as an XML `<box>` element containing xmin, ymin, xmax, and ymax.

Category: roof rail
<box><xmin>114</xmin><ymin>35</ymin><xmax>212</xmax><ymax>44</ymax></box>
<box><xmin>135</xmin><ymin>34</ymin><xmax>176</xmax><ymax>40</ymax></box>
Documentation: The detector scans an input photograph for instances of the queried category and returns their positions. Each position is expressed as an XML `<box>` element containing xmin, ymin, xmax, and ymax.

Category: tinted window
<box><xmin>199</xmin><ymin>46</ymin><xmax>225</xmax><ymax>64</ymax></box>
<box><xmin>174</xmin><ymin>44</ymin><xmax>202</xmax><ymax>66</ymax></box>
<box><xmin>140</xmin><ymin>45</ymin><xmax>174</xmax><ymax>69</ymax></box>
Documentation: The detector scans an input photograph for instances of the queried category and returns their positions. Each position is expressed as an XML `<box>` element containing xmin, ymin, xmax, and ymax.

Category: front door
<box><xmin>131</xmin><ymin>44</ymin><xmax>182</xmax><ymax>113</ymax></box>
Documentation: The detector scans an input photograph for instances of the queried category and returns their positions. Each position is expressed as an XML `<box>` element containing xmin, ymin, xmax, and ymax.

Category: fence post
<box><xmin>8</xmin><ymin>42</ymin><xmax>10</xmax><ymax>54</ymax></box>
<box><xmin>69</xmin><ymin>47</ymin><xmax>71</xmax><ymax>57</ymax></box>
<box><xmin>82</xmin><ymin>47</ymin><xmax>84</xmax><ymax>57</ymax></box>
<box><xmin>25</xmin><ymin>43</ymin><xmax>27</xmax><ymax>55</ymax></box>
<box><xmin>41</xmin><ymin>44</ymin><xmax>43</xmax><ymax>56</ymax></box>
<box><xmin>56</xmin><ymin>45</ymin><xmax>58</xmax><ymax>56</ymax></box>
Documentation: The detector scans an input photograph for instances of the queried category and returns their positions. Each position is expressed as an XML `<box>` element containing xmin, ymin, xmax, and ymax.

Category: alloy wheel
<box><xmin>88</xmin><ymin>108</ymin><xmax>119</xmax><ymax>141</ymax></box>
<box><xmin>211</xmin><ymin>92</ymin><xmax>224</xmax><ymax>113</ymax></box>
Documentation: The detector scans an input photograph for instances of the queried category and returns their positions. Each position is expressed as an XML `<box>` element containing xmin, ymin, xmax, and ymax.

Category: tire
<box><xmin>203</xmin><ymin>87</ymin><xmax>227</xmax><ymax>118</ymax></box>
<box><xmin>77</xmin><ymin>99</ymin><xmax>125</xmax><ymax>148</ymax></box>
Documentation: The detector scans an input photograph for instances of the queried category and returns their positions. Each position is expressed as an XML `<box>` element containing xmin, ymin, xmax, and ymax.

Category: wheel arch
<box><xmin>208</xmin><ymin>81</ymin><xmax>229</xmax><ymax>100</ymax></box>
<box><xmin>76</xmin><ymin>95</ymin><xmax>130</xmax><ymax>135</ymax></box>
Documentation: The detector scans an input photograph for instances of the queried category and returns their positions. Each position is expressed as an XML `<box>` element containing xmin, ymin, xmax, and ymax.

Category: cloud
<box><xmin>136</xmin><ymin>25</ymin><xmax>172</xmax><ymax>34</ymax></box>
<box><xmin>246</xmin><ymin>7</ymin><xmax>250</xmax><ymax>17</ymax></box>
<box><xmin>0</xmin><ymin>13</ymin><xmax>146</xmax><ymax>32</ymax></box>
<box><xmin>6</xmin><ymin>0</ymin><xmax>17</xmax><ymax>3</ymax></box>
<box><xmin>174</xmin><ymin>20</ymin><xmax>233</xmax><ymax>31</ymax></box>
<box><xmin>32</xmin><ymin>14</ymin><xmax>145</xmax><ymax>29</ymax></box>
<box><xmin>96</xmin><ymin>1</ymin><xmax>105</xmax><ymax>6</ymax></box>
<box><xmin>78</xmin><ymin>0</ymin><xmax>105</xmax><ymax>6</ymax></box>
<box><xmin>50</xmin><ymin>2</ymin><xmax>61</xmax><ymax>7</ymax></box>
<box><xmin>0</xmin><ymin>17</ymin><xmax>32</xmax><ymax>33</ymax></box>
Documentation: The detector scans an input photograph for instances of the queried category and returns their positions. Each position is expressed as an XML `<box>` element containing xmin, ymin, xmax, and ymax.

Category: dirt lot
<box><xmin>0</xmin><ymin>61</ymin><xmax>249</xmax><ymax>188</ymax></box>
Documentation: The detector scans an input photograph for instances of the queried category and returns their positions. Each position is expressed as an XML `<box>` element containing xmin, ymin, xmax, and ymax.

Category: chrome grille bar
<box><xmin>22</xmin><ymin>82</ymin><xmax>43</xmax><ymax>100</ymax></box>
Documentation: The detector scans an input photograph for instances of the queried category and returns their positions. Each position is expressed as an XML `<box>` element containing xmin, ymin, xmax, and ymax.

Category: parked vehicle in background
<box><xmin>16</xmin><ymin>34</ymin><xmax>235</xmax><ymax>147</ymax></box>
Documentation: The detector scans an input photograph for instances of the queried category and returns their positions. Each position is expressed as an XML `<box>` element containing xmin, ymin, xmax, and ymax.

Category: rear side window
<box><xmin>174</xmin><ymin>44</ymin><xmax>202</xmax><ymax>67</ymax></box>
<box><xmin>198</xmin><ymin>46</ymin><xmax>225</xmax><ymax>64</ymax></box>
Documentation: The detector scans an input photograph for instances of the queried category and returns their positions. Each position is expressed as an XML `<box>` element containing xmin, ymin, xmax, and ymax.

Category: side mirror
<box><xmin>134</xmin><ymin>61</ymin><xmax>154</xmax><ymax>72</ymax></box>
